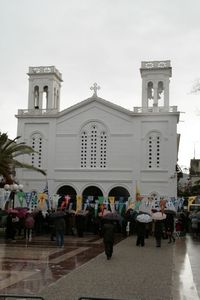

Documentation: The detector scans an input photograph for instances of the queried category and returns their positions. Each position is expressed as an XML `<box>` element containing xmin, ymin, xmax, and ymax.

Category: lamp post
<box><xmin>4</xmin><ymin>184</ymin><xmax>23</xmax><ymax>209</ymax></box>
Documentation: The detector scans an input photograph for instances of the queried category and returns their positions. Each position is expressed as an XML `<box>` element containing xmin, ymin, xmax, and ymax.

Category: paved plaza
<box><xmin>0</xmin><ymin>233</ymin><xmax>199</xmax><ymax>300</ymax></box>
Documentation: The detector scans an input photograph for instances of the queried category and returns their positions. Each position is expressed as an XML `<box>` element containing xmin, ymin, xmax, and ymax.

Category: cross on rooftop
<box><xmin>90</xmin><ymin>83</ymin><xmax>100</xmax><ymax>96</ymax></box>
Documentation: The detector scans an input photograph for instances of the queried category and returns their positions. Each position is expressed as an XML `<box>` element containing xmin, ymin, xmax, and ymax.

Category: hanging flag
<box><xmin>16</xmin><ymin>191</ymin><xmax>25</xmax><ymax>207</ymax></box>
<box><xmin>31</xmin><ymin>191</ymin><xmax>38</xmax><ymax>209</ymax></box>
<box><xmin>188</xmin><ymin>196</ymin><xmax>197</xmax><ymax>209</ymax></box>
<box><xmin>76</xmin><ymin>195</ymin><xmax>82</xmax><ymax>211</ymax></box>
<box><xmin>127</xmin><ymin>197</ymin><xmax>135</xmax><ymax>210</ymax></box>
<box><xmin>119</xmin><ymin>202</ymin><xmax>125</xmax><ymax>215</ymax></box>
<box><xmin>98</xmin><ymin>196</ymin><xmax>104</xmax><ymax>215</ymax></box>
<box><xmin>94</xmin><ymin>200</ymin><xmax>99</xmax><ymax>217</ymax></box>
<box><xmin>178</xmin><ymin>197</ymin><xmax>185</xmax><ymax>210</ymax></box>
<box><xmin>108</xmin><ymin>197</ymin><xmax>115</xmax><ymax>205</ymax></box>
<box><xmin>37</xmin><ymin>192</ymin><xmax>47</xmax><ymax>209</ymax></box>
<box><xmin>108</xmin><ymin>197</ymin><xmax>115</xmax><ymax>212</ymax></box>
<box><xmin>25</xmin><ymin>192</ymin><xmax>32</xmax><ymax>208</ymax></box>
<box><xmin>52</xmin><ymin>194</ymin><xmax>60</xmax><ymax>209</ymax></box>
<box><xmin>43</xmin><ymin>181</ymin><xmax>50</xmax><ymax>210</ymax></box>
<box><xmin>87</xmin><ymin>196</ymin><xmax>94</xmax><ymax>202</ymax></box>
<box><xmin>61</xmin><ymin>195</ymin><xmax>71</xmax><ymax>209</ymax></box>
<box><xmin>135</xmin><ymin>181</ymin><xmax>143</xmax><ymax>201</ymax></box>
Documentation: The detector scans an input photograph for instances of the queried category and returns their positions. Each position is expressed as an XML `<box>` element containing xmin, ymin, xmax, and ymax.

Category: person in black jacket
<box><xmin>165</xmin><ymin>213</ymin><xmax>175</xmax><ymax>243</ymax></box>
<box><xmin>154</xmin><ymin>220</ymin><xmax>163</xmax><ymax>247</ymax></box>
<box><xmin>53</xmin><ymin>208</ymin><xmax>66</xmax><ymax>247</ymax></box>
<box><xmin>135</xmin><ymin>220</ymin><xmax>146</xmax><ymax>247</ymax></box>
<box><xmin>102</xmin><ymin>220</ymin><xmax>115</xmax><ymax>260</ymax></box>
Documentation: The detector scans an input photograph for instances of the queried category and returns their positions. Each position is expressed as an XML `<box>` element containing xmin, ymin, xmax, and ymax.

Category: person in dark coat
<box><xmin>135</xmin><ymin>221</ymin><xmax>146</xmax><ymax>247</ymax></box>
<box><xmin>165</xmin><ymin>213</ymin><xmax>175</xmax><ymax>243</ymax></box>
<box><xmin>53</xmin><ymin>208</ymin><xmax>66</xmax><ymax>247</ymax></box>
<box><xmin>75</xmin><ymin>213</ymin><xmax>85</xmax><ymax>237</ymax></box>
<box><xmin>154</xmin><ymin>220</ymin><xmax>163</xmax><ymax>247</ymax></box>
<box><xmin>102</xmin><ymin>220</ymin><xmax>115</xmax><ymax>260</ymax></box>
<box><xmin>5</xmin><ymin>213</ymin><xmax>17</xmax><ymax>240</ymax></box>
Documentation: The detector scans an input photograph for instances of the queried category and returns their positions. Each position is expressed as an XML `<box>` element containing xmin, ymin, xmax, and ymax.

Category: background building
<box><xmin>16</xmin><ymin>60</ymin><xmax>180</xmax><ymax>202</ymax></box>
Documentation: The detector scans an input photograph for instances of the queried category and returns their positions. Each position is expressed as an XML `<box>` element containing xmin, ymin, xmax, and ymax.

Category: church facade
<box><xmin>16</xmin><ymin>60</ymin><xmax>180</xmax><ymax>202</ymax></box>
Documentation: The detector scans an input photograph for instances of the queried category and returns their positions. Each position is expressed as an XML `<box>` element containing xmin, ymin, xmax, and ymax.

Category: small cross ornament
<box><xmin>90</xmin><ymin>83</ymin><xmax>100</xmax><ymax>96</ymax></box>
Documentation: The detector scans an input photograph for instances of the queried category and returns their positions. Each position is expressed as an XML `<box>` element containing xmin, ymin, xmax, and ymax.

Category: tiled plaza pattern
<box><xmin>0</xmin><ymin>234</ymin><xmax>199</xmax><ymax>300</ymax></box>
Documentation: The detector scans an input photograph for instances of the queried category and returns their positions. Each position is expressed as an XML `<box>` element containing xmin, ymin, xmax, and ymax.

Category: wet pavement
<box><xmin>0</xmin><ymin>233</ymin><xmax>199</xmax><ymax>299</ymax></box>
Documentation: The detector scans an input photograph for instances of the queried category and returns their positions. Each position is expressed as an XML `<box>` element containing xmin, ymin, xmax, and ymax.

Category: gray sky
<box><xmin>0</xmin><ymin>0</ymin><xmax>200</xmax><ymax>171</ymax></box>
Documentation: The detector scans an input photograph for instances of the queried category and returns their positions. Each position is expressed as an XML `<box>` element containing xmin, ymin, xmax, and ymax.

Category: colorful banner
<box><xmin>188</xmin><ymin>196</ymin><xmax>197</xmax><ymax>208</ymax></box>
<box><xmin>25</xmin><ymin>192</ymin><xmax>32</xmax><ymax>208</ymax></box>
<box><xmin>61</xmin><ymin>195</ymin><xmax>71</xmax><ymax>209</ymax></box>
<box><xmin>43</xmin><ymin>182</ymin><xmax>50</xmax><ymax>210</ymax></box>
<box><xmin>52</xmin><ymin>194</ymin><xmax>60</xmax><ymax>209</ymax></box>
<box><xmin>31</xmin><ymin>191</ymin><xmax>38</xmax><ymax>208</ymax></box>
<box><xmin>98</xmin><ymin>196</ymin><xmax>104</xmax><ymax>215</ymax></box>
<box><xmin>135</xmin><ymin>181</ymin><xmax>141</xmax><ymax>201</ymax></box>
<box><xmin>119</xmin><ymin>203</ymin><xmax>125</xmax><ymax>215</ymax></box>
<box><xmin>37</xmin><ymin>192</ymin><xmax>47</xmax><ymax>209</ymax></box>
<box><xmin>76</xmin><ymin>195</ymin><xmax>82</xmax><ymax>211</ymax></box>
<box><xmin>94</xmin><ymin>200</ymin><xmax>99</xmax><ymax>217</ymax></box>
<box><xmin>108</xmin><ymin>197</ymin><xmax>115</xmax><ymax>205</ymax></box>
<box><xmin>16</xmin><ymin>191</ymin><xmax>25</xmax><ymax>207</ymax></box>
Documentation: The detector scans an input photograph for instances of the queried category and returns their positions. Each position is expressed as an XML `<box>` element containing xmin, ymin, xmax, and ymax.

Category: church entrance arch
<box><xmin>57</xmin><ymin>185</ymin><xmax>77</xmax><ymax>207</ymax></box>
<box><xmin>108</xmin><ymin>186</ymin><xmax>130</xmax><ymax>202</ymax></box>
<box><xmin>82</xmin><ymin>186</ymin><xmax>103</xmax><ymax>202</ymax></box>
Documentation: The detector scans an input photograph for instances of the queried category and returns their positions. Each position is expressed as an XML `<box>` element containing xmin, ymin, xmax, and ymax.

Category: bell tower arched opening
<box><xmin>27</xmin><ymin>66</ymin><xmax>63</xmax><ymax>112</ymax></box>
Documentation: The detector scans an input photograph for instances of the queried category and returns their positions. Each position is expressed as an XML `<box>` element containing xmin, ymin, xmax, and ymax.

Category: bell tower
<box><xmin>140</xmin><ymin>60</ymin><xmax>172</xmax><ymax>112</ymax></box>
<box><xmin>27</xmin><ymin>66</ymin><xmax>63</xmax><ymax>111</ymax></box>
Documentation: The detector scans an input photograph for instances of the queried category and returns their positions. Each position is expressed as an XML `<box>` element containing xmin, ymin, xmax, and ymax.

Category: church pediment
<box><xmin>58</xmin><ymin>95</ymin><xmax>132</xmax><ymax>118</ymax></box>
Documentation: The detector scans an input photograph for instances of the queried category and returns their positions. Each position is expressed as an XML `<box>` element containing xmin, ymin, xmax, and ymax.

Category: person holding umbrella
<box><xmin>101</xmin><ymin>212</ymin><xmax>119</xmax><ymax>260</ymax></box>
<box><xmin>165</xmin><ymin>213</ymin><xmax>175</xmax><ymax>243</ymax></box>
<box><xmin>102</xmin><ymin>218</ymin><xmax>115</xmax><ymax>260</ymax></box>
<box><xmin>135</xmin><ymin>213</ymin><xmax>152</xmax><ymax>247</ymax></box>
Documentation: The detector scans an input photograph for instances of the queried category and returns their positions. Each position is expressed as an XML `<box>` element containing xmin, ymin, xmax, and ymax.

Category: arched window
<box><xmin>157</xmin><ymin>81</ymin><xmax>164</xmax><ymax>106</ymax></box>
<box><xmin>147</xmin><ymin>82</ymin><xmax>154</xmax><ymax>100</ymax></box>
<box><xmin>30</xmin><ymin>133</ymin><xmax>43</xmax><ymax>169</ymax></box>
<box><xmin>42</xmin><ymin>86</ymin><xmax>48</xmax><ymax>109</ymax></box>
<box><xmin>147</xmin><ymin>131</ymin><xmax>161</xmax><ymax>169</ymax></box>
<box><xmin>34</xmin><ymin>86</ymin><xmax>39</xmax><ymax>108</ymax></box>
<box><xmin>80</xmin><ymin>122</ymin><xmax>108</xmax><ymax>168</ymax></box>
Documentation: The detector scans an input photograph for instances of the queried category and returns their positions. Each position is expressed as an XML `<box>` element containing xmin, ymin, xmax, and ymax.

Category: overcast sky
<box><xmin>0</xmin><ymin>0</ymin><xmax>200</xmax><ymax>171</ymax></box>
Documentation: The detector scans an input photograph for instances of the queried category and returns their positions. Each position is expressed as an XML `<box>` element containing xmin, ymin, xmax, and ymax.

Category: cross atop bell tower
<box><xmin>140</xmin><ymin>60</ymin><xmax>172</xmax><ymax>112</ymax></box>
<box><xmin>27</xmin><ymin>66</ymin><xmax>63</xmax><ymax>112</ymax></box>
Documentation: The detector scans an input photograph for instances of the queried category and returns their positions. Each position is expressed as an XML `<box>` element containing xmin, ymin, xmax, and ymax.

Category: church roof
<box><xmin>59</xmin><ymin>94</ymin><xmax>133</xmax><ymax>117</ymax></box>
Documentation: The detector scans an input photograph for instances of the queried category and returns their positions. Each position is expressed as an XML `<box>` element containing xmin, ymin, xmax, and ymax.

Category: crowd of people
<box><xmin>0</xmin><ymin>205</ymin><xmax>198</xmax><ymax>259</ymax></box>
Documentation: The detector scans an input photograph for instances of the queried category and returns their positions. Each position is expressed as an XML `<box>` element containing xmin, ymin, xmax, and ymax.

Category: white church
<box><xmin>16</xmin><ymin>60</ymin><xmax>180</xmax><ymax>203</ymax></box>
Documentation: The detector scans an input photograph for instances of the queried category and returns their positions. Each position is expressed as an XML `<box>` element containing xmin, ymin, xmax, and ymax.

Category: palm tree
<box><xmin>0</xmin><ymin>132</ymin><xmax>46</xmax><ymax>184</ymax></box>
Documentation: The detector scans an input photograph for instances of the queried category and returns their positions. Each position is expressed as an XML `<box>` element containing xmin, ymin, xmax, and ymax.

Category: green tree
<box><xmin>0</xmin><ymin>132</ymin><xmax>46</xmax><ymax>184</ymax></box>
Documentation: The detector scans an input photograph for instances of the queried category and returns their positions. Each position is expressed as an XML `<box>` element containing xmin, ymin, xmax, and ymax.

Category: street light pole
<box><xmin>4</xmin><ymin>184</ymin><xmax>24</xmax><ymax>209</ymax></box>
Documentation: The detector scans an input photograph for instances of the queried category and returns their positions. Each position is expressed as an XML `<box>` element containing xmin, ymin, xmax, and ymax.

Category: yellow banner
<box><xmin>37</xmin><ymin>192</ymin><xmax>47</xmax><ymax>209</ymax></box>
<box><xmin>188</xmin><ymin>196</ymin><xmax>197</xmax><ymax>208</ymax></box>
<box><xmin>108</xmin><ymin>197</ymin><xmax>115</xmax><ymax>205</ymax></box>
<box><xmin>76</xmin><ymin>195</ymin><xmax>82</xmax><ymax>211</ymax></box>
